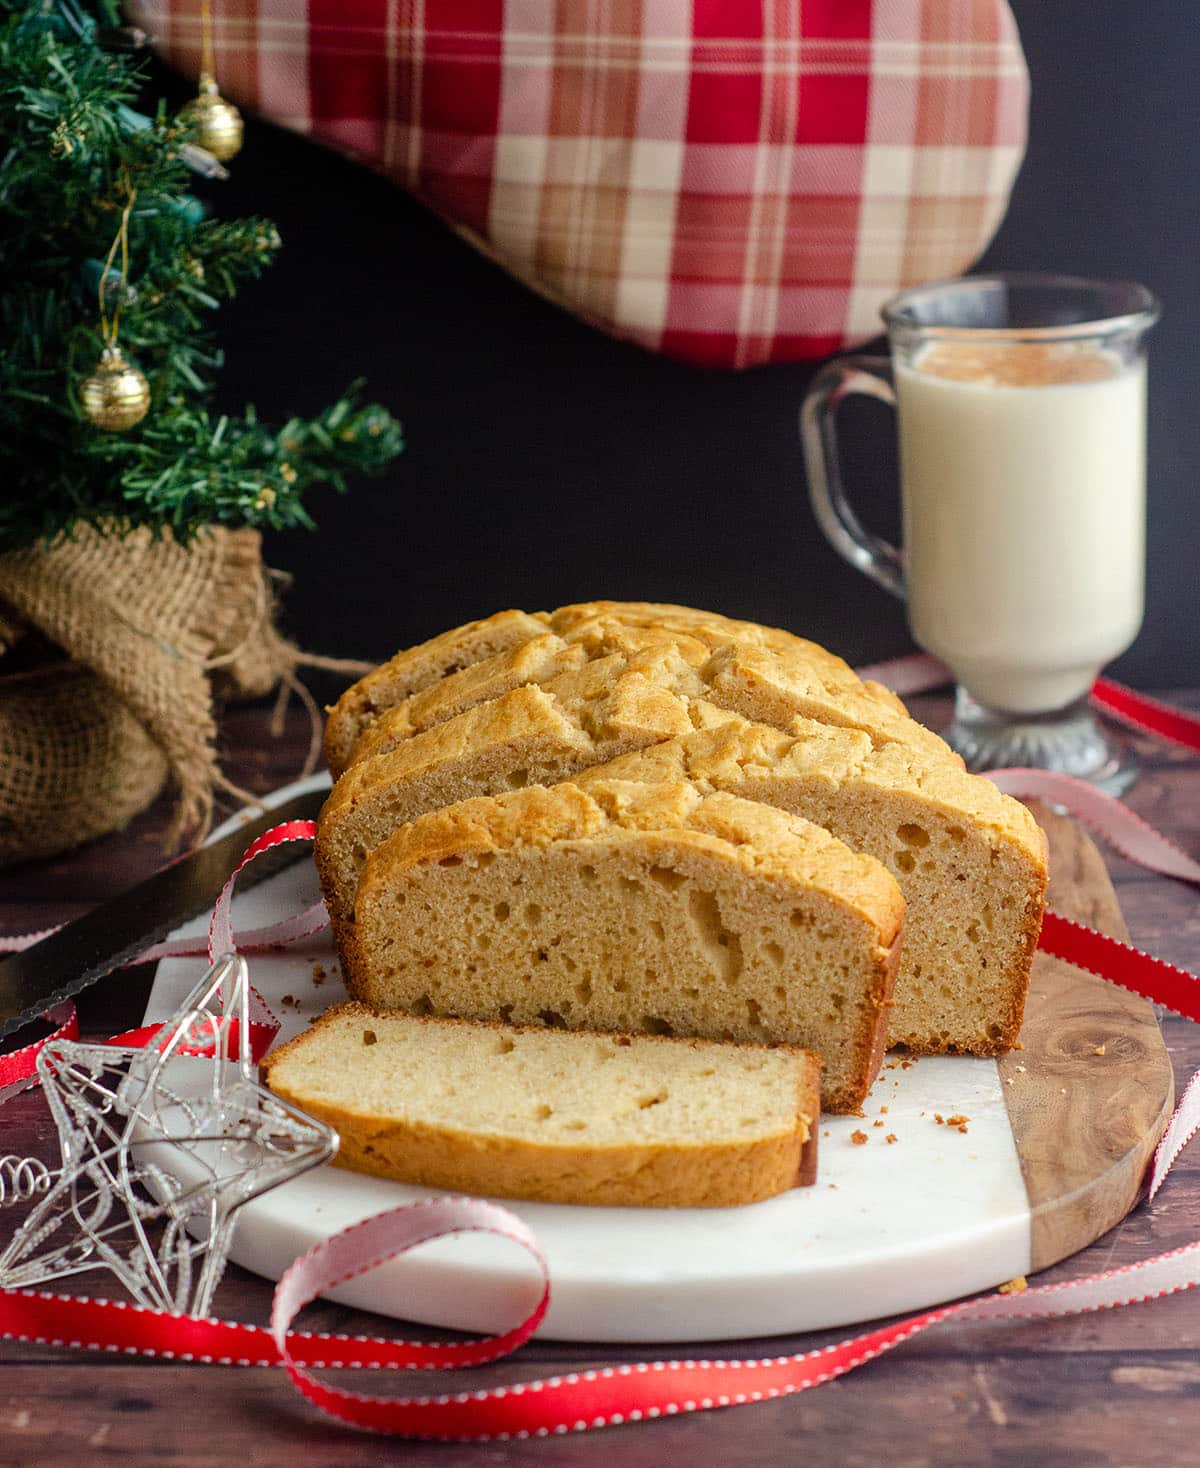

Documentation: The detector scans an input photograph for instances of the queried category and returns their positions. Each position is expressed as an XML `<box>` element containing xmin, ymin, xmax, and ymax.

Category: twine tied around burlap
<box><xmin>0</xmin><ymin>523</ymin><xmax>367</xmax><ymax>867</ymax></box>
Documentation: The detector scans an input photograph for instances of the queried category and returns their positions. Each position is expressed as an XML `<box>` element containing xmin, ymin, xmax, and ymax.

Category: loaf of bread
<box><xmin>318</xmin><ymin>679</ymin><xmax>1044</xmax><ymax>1055</ymax></box>
<box><xmin>343</xmin><ymin>780</ymin><xmax>903</xmax><ymax>1113</ymax></box>
<box><xmin>262</xmin><ymin>1004</ymin><xmax>822</xmax><ymax>1207</ymax></box>
<box><xmin>324</xmin><ymin>601</ymin><xmax>948</xmax><ymax>778</ymax></box>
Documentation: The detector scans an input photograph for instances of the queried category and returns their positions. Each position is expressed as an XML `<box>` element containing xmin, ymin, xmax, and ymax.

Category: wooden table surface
<box><xmin>3</xmin><ymin>693</ymin><xmax>1200</xmax><ymax>1468</ymax></box>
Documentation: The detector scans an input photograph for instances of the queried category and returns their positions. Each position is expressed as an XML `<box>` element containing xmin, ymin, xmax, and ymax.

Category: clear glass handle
<box><xmin>800</xmin><ymin>356</ymin><xmax>905</xmax><ymax>600</ymax></box>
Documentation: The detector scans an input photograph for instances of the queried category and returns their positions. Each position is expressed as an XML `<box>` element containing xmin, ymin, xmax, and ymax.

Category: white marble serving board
<box><xmin>145</xmin><ymin>775</ymin><xmax>1032</xmax><ymax>1343</ymax></box>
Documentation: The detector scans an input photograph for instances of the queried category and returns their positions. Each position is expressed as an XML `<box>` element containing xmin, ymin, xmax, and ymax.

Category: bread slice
<box><xmin>324</xmin><ymin>601</ymin><xmax>947</xmax><ymax>777</ymax></box>
<box><xmin>344</xmin><ymin>780</ymin><xmax>903</xmax><ymax>1113</ymax></box>
<box><xmin>345</xmin><ymin>638</ymin><xmax>701</xmax><ymax>769</ymax></box>
<box><xmin>575</xmin><ymin>717</ymin><xmax>1047</xmax><ymax>1054</ymax></box>
<box><xmin>315</xmin><ymin>648</ymin><xmax>702</xmax><ymax>939</ymax></box>
<box><xmin>339</xmin><ymin>617</ymin><xmax>951</xmax><ymax>774</ymax></box>
<box><xmin>324</xmin><ymin>608</ymin><xmax>549</xmax><ymax>775</ymax></box>
<box><xmin>262</xmin><ymin>1004</ymin><xmax>821</xmax><ymax>1207</ymax></box>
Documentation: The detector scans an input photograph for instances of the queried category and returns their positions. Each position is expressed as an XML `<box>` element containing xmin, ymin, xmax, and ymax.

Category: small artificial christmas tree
<box><xmin>0</xmin><ymin>0</ymin><xmax>403</xmax><ymax>862</ymax></box>
<box><xmin>0</xmin><ymin>0</ymin><xmax>401</xmax><ymax>548</ymax></box>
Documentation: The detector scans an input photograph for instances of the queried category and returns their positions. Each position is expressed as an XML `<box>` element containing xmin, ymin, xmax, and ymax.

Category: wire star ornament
<box><xmin>0</xmin><ymin>954</ymin><xmax>337</xmax><ymax>1316</ymax></box>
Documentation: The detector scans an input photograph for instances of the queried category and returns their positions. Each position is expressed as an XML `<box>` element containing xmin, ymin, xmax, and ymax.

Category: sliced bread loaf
<box><xmin>344</xmin><ymin>780</ymin><xmax>904</xmax><ymax>1113</ymax></box>
<box><xmin>324</xmin><ymin>601</ymin><xmax>945</xmax><ymax>777</ymax></box>
<box><xmin>262</xmin><ymin>1004</ymin><xmax>821</xmax><ymax>1207</ymax></box>
<box><xmin>575</xmin><ymin>716</ymin><xmax>1047</xmax><ymax>1054</ymax></box>
<box><xmin>318</xmin><ymin>673</ymin><xmax>1043</xmax><ymax>1055</ymax></box>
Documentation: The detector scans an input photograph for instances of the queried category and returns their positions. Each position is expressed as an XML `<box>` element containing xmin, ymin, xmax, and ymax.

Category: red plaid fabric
<box><xmin>134</xmin><ymin>1</ymin><xmax>1029</xmax><ymax>369</ymax></box>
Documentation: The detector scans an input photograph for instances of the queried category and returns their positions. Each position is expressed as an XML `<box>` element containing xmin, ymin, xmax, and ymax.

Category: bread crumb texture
<box><xmin>345</xmin><ymin>780</ymin><xmax>901</xmax><ymax>1113</ymax></box>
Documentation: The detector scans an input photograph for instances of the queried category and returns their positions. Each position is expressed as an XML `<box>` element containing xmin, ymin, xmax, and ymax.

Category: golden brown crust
<box><xmin>323</xmin><ymin>608</ymin><xmax>551</xmax><ymax>775</ymax></box>
<box><xmin>345</xmin><ymin>633</ymin><xmax>588</xmax><ymax>767</ymax></box>
<box><xmin>325</xmin><ymin>601</ymin><xmax>948</xmax><ymax>779</ymax></box>
<box><xmin>548</xmin><ymin>600</ymin><xmax>854</xmax><ymax>670</ymax></box>
<box><xmin>306</xmin><ymin>1114</ymin><xmax>809</xmax><ymax>1209</ymax></box>
<box><xmin>263</xmin><ymin>1004</ymin><xmax>821</xmax><ymax>1208</ymax></box>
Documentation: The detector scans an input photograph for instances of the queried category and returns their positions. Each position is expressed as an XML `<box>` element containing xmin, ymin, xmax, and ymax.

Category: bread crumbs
<box><xmin>312</xmin><ymin>963</ymin><xmax>327</xmax><ymax>985</ymax></box>
<box><xmin>873</xmin><ymin>1120</ymin><xmax>884</xmax><ymax>1128</ymax></box>
<box><xmin>885</xmin><ymin>1134</ymin><xmax>897</xmax><ymax>1145</ymax></box>
<box><xmin>850</xmin><ymin>1130</ymin><xmax>869</xmax><ymax>1146</ymax></box>
<box><xmin>1094</xmin><ymin>1044</ymin><xmax>1106</xmax><ymax>1056</ymax></box>
<box><xmin>998</xmin><ymin>1276</ymin><xmax>1028</xmax><ymax>1295</ymax></box>
<box><xmin>879</xmin><ymin>1105</ymin><xmax>888</xmax><ymax>1114</ymax></box>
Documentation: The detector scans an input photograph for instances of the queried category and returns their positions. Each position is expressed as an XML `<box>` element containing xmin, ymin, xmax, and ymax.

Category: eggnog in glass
<box><xmin>802</xmin><ymin>275</ymin><xmax>1159</xmax><ymax>792</ymax></box>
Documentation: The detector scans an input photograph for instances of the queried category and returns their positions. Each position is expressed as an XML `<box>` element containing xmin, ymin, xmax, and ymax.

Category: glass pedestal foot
<box><xmin>943</xmin><ymin>689</ymin><xmax>1138</xmax><ymax>796</ymax></box>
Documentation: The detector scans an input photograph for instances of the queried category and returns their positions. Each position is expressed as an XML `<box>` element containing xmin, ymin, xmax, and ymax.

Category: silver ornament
<box><xmin>0</xmin><ymin>954</ymin><xmax>337</xmax><ymax>1317</ymax></box>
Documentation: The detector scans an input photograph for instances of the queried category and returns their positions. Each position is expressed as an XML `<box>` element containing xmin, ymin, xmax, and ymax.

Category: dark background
<box><xmin>156</xmin><ymin>1</ymin><xmax>1198</xmax><ymax>685</ymax></box>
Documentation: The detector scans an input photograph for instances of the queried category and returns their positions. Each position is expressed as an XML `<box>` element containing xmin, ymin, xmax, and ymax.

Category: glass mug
<box><xmin>801</xmin><ymin>273</ymin><xmax>1159</xmax><ymax>793</ymax></box>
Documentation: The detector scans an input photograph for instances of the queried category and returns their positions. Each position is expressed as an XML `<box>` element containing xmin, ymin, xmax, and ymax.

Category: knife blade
<box><xmin>0</xmin><ymin>784</ymin><xmax>328</xmax><ymax>1043</ymax></box>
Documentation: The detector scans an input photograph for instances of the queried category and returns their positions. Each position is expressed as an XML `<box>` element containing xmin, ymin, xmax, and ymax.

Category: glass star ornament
<box><xmin>0</xmin><ymin>954</ymin><xmax>337</xmax><ymax>1316</ymax></box>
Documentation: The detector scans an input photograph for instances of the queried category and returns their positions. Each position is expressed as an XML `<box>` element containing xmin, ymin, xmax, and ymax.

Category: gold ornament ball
<box><xmin>79</xmin><ymin>347</ymin><xmax>151</xmax><ymax>432</ymax></box>
<box><xmin>182</xmin><ymin>76</ymin><xmax>243</xmax><ymax>162</ymax></box>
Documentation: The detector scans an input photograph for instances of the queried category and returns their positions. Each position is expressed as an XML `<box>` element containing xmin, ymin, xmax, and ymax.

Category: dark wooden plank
<box><xmin>5</xmin><ymin>1344</ymin><xmax>1200</xmax><ymax>1468</ymax></box>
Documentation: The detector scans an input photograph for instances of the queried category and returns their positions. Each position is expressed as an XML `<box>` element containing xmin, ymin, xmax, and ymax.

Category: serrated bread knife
<box><xmin>0</xmin><ymin>785</ymin><xmax>327</xmax><ymax>1043</ymax></box>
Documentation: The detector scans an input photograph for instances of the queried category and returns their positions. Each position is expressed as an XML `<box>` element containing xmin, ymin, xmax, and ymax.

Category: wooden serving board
<box><xmin>1000</xmin><ymin>800</ymin><xmax>1174</xmax><ymax>1273</ymax></box>
<box><xmin>145</xmin><ymin>778</ymin><xmax>1174</xmax><ymax>1342</ymax></box>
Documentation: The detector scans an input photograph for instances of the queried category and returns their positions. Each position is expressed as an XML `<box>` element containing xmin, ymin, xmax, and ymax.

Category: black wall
<box><xmin>173</xmin><ymin>1</ymin><xmax>1198</xmax><ymax>683</ymax></box>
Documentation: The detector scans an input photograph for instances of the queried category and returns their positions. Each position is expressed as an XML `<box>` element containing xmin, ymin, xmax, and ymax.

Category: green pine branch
<box><xmin>0</xmin><ymin>0</ymin><xmax>402</xmax><ymax>552</ymax></box>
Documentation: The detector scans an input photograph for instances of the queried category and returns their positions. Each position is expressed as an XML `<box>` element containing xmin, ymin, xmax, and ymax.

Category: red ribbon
<box><xmin>3</xmin><ymin>670</ymin><xmax>1200</xmax><ymax>1437</ymax></box>
<box><xmin>1093</xmin><ymin>677</ymin><xmax>1200</xmax><ymax>752</ymax></box>
<box><xmin>856</xmin><ymin>654</ymin><xmax>1200</xmax><ymax>755</ymax></box>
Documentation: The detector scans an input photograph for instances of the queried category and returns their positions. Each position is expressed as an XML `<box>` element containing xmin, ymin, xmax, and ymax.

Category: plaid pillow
<box><xmin>136</xmin><ymin>1</ymin><xmax>1029</xmax><ymax>369</ymax></box>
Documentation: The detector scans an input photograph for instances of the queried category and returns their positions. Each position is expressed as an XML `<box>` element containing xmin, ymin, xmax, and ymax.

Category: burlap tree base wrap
<box><xmin>0</xmin><ymin>523</ymin><xmax>355</xmax><ymax>867</ymax></box>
